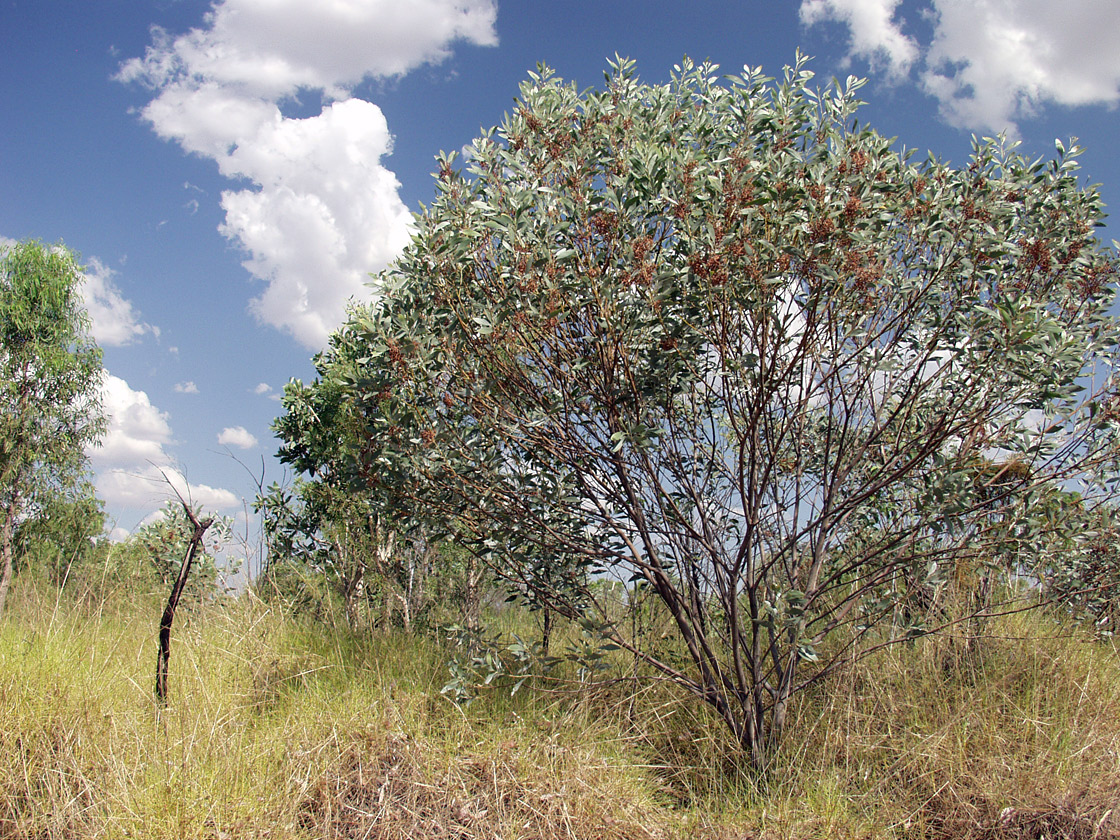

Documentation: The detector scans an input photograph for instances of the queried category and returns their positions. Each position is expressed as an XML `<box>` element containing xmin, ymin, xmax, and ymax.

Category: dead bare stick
<box><xmin>152</xmin><ymin>470</ymin><xmax>213</xmax><ymax>706</ymax></box>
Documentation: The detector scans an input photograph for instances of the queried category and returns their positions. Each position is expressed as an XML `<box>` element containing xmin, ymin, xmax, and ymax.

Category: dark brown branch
<box><xmin>154</xmin><ymin>497</ymin><xmax>213</xmax><ymax>706</ymax></box>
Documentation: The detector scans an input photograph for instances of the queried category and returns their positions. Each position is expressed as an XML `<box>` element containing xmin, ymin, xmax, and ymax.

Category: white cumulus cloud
<box><xmin>801</xmin><ymin>0</ymin><xmax>1120</xmax><ymax>133</ymax></box>
<box><xmin>217</xmin><ymin>425</ymin><xmax>258</xmax><ymax>449</ymax></box>
<box><xmin>922</xmin><ymin>0</ymin><xmax>1120</xmax><ymax>132</ymax></box>
<box><xmin>80</xmin><ymin>258</ymin><xmax>158</xmax><ymax>346</ymax></box>
<box><xmin>800</xmin><ymin>0</ymin><xmax>917</xmax><ymax>79</ymax></box>
<box><xmin>118</xmin><ymin>0</ymin><xmax>498</xmax><ymax>348</ymax></box>
<box><xmin>87</xmin><ymin>373</ymin><xmax>240</xmax><ymax>512</ymax></box>
<box><xmin>174</xmin><ymin>381</ymin><xmax>199</xmax><ymax>394</ymax></box>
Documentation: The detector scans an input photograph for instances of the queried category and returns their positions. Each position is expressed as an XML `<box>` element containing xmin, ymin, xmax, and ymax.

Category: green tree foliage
<box><xmin>12</xmin><ymin>478</ymin><xmax>106</xmax><ymax>588</ymax></box>
<box><xmin>1035</xmin><ymin>495</ymin><xmax>1120</xmax><ymax>635</ymax></box>
<box><xmin>263</xmin><ymin>338</ymin><xmax>410</xmax><ymax>628</ymax></box>
<box><xmin>0</xmin><ymin>241</ymin><xmax>105</xmax><ymax>617</ymax></box>
<box><xmin>264</xmin><ymin>334</ymin><xmax>485</xmax><ymax>631</ymax></box>
<box><xmin>299</xmin><ymin>56</ymin><xmax>1120</xmax><ymax>768</ymax></box>
<box><xmin>134</xmin><ymin>501</ymin><xmax>232</xmax><ymax>602</ymax></box>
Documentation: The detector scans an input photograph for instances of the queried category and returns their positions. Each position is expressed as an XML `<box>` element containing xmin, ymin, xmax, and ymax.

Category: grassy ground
<box><xmin>1</xmin><ymin>585</ymin><xmax>1118</xmax><ymax>839</ymax></box>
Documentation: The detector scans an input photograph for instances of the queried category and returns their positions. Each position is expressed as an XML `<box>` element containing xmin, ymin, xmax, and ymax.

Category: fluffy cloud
<box><xmin>87</xmin><ymin>374</ymin><xmax>240</xmax><ymax>512</ymax></box>
<box><xmin>121</xmin><ymin>0</ymin><xmax>498</xmax><ymax>97</ymax></box>
<box><xmin>80</xmin><ymin>258</ymin><xmax>155</xmax><ymax>345</ymax></box>
<box><xmin>922</xmin><ymin>0</ymin><xmax>1120</xmax><ymax>131</ymax></box>
<box><xmin>799</xmin><ymin>0</ymin><xmax>917</xmax><ymax>79</ymax></box>
<box><xmin>217</xmin><ymin>425</ymin><xmax>258</xmax><ymax>449</ymax></box>
<box><xmin>253</xmin><ymin>382</ymin><xmax>271</xmax><ymax>395</ymax></box>
<box><xmin>218</xmin><ymin>98</ymin><xmax>413</xmax><ymax>346</ymax></box>
<box><xmin>801</xmin><ymin>0</ymin><xmax>1120</xmax><ymax>133</ymax></box>
<box><xmin>174</xmin><ymin>381</ymin><xmax>199</xmax><ymax>394</ymax></box>
<box><xmin>119</xmin><ymin>0</ymin><xmax>498</xmax><ymax>348</ymax></box>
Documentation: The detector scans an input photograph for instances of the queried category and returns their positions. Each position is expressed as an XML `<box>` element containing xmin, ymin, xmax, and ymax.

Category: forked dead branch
<box><xmin>153</xmin><ymin>478</ymin><xmax>214</xmax><ymax>706</ymax></box>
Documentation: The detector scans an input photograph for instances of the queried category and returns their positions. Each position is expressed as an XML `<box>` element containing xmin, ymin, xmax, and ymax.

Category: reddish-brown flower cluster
<box><xmin>688</xmin><ymin>251</ymin><xmax>729</xmax><ymax>285</ymax></box>
<box><xmin>385</xmin><ymin>337</ymin><xmax>409</xmax><ymax>380</ymax></box>
<box><xmin>1059</xmin><ymin>240</ymin><xmax>1084</xmax><ymax>268</ymax></box>
<box><xmin>674</xmin><ymin>161</ymin><xmax>698</xmax><ymax>220</ymax></box>
<box><xmin>744</xmin><ymin>256</ymin><xmax>763</xmax><ymax>284</ymax></box>
<box><xmin>625</xmin><ymin>261</ymin><xmax>655</xmax><ymax>287</ymax></box>
<box><xmin>1019</xmin><ymin>238</ymin><xmax>1053</xmax><ymax>273</ymax></box>
<box><xmin>520</xmin><ymin>108</ymin><xmax>542</xmax><ymax>132</ymax></box>
<box><xmin>1074</xmin><ymin>265</ymin><xmax>1113</xmax><ymax>301</ymax></box>
<box><xmin>590</xmin><ymin>211</ymin><xmax>618</xmax><ymax>238</ymax></box>
<box><xmin>420</xmin><ymin>428</ymin><xmax>436</xmax><ymax>446</ymax></box>
<box><xmin>843</xmin><ymin>195</ymin><xmax>864</xmax><ymax>223</ymax></box>
<box><xmin>854</xmin><ymin>263</ymin><xmax>882</xmax><ymax>295</ymax></box>
<box><xmin>386</xmin><ymin>338</ymin><xmax>403</xmax><ymax>365</ymax></box>
<box><xmin>809</xmin><ymin>216</ymin><xmax>836</xmax><ymax>243</ymax></box>
<box><xmin>903</xmin><ymin>201</ymin><xmax>930</xmax><ymax>223</ymax></box>
<box><xmin>632</xmin><ymin>235</ymin><xmax>654</xmax><ymax>263</ymax></box>
<box><xmin>961</xmin><ymin>197</ymin><xmax>990</xmax><ymax>222</ymax></box>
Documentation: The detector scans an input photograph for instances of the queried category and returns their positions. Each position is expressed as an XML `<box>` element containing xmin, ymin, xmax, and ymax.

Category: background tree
<box><xmin>264</xmin><ymin>331</ymin><xmax>478</xmax><ymax>631</ymax></box>
<box><xmin>134</xmin><ymin>500</ymin><xmax>232</xmax><ymax>602</ymax></box>
<box><xmin>0</xmin><ymin>241</ymin><xmax>104</xmax><ymax>618</ymax></box>
<box><xmin>1035</xmin><ymin>494</ymin><xmax>1120</xmax><ymax>635</ymax></box>
<box><xmin>11</xmin><ymin>477</ymin><xmax>105</xmax><ymax>590</ymax></box>
<box><xmin>316</xmin><ymin>56</ymin><xmax>1119</xmax><ymax>770</ymax></box>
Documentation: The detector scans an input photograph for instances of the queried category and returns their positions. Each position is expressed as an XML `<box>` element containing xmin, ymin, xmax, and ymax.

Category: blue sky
<box><xmin>3</xmin><ymin>0</ymin><xmax>1120</xmax><ymax>555</ymax></box>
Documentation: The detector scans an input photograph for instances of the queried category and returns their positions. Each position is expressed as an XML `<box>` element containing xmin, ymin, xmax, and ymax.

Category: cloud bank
<box><xmin>800</xmin><ymin>0</ymin><xmax>917</xmax><ymax>79</ymax></box>
<box><xmin>119</xmin><ymin>0</ymin><xmax>498</xmax><ymax>348</ymax></box>
<box><xmin>801</xmin><ymin>0</ymin><xmax>1120</xmax><ymax>133</ymax></box>
<box><xmin>88</xmin><ymin>374</ymin><xmax>240</xmax><ymax>513</ymax></box>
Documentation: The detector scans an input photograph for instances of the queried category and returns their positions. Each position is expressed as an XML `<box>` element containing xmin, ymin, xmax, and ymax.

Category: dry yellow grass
<box><xmin>1</xmin><ymin>583</ymin><xmax>1118</xmax><ymax>839</ymax></box>
<box><xmin>0</xmin><ymin>588</ymin><xmax>671</xmax><ymax>839</ymax></box>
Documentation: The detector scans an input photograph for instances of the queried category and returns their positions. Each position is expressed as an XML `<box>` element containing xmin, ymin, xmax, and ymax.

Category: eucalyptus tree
<box><xmin>268</xmin><ymin>326</ymin><xmax>463</xmax><ymax>630</ymax></box>
<box><xmin>0</xmin><ymin>241</ymin><xmax>104</xmax><ymax>617</ymax></box>
<box><xmin>264</xmin><ymin>335</ymin><xmax>391</xmax><ymax>628</ymax></box>
<box><xmin>324</xmin><ymin>56</ymin><xmax>1120</xmax><ymax>768</ymax></box>
<box><xmin>12</xmin><ymin>478</ymin><xmax>105</xmax><ymax>589</ymax></box>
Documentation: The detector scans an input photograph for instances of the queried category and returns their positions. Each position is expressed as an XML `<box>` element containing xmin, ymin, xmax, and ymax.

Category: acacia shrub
<box><xmin>321</xmin><ymin>56</ymin><xmax>1120</xmax><ymax>769</ymax></box>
